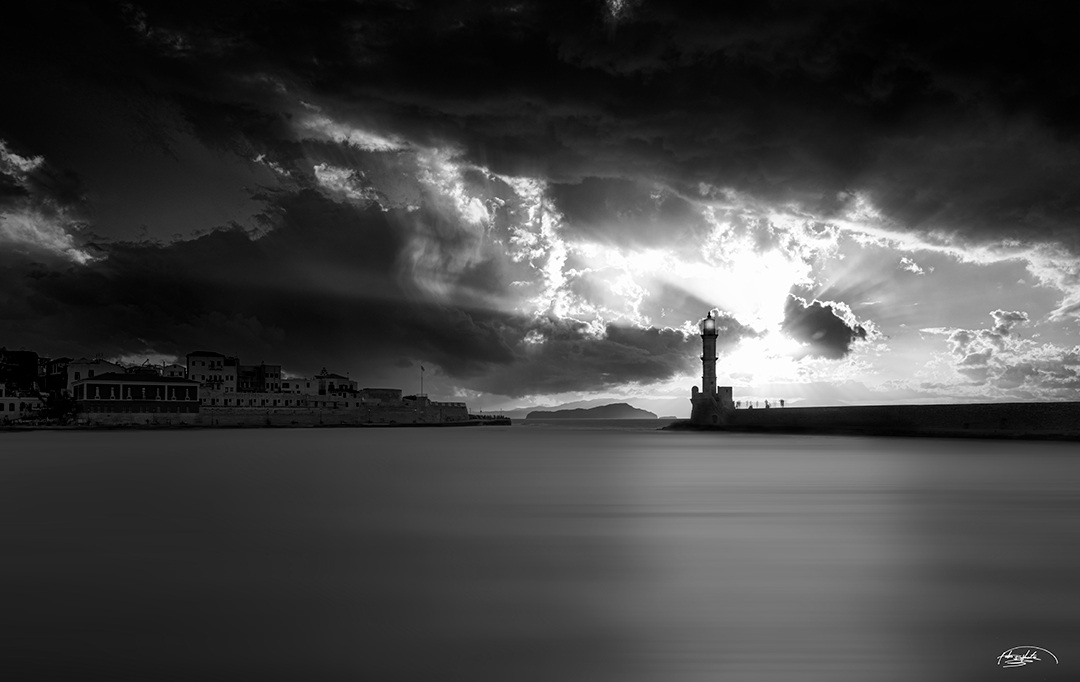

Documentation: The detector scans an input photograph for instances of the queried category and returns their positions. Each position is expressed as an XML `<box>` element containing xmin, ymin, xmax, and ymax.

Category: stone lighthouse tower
<box><xmin>700</xmin><ymin>311</ymin><xmax>718</xmax><ymax>396</ymax></box>
<box><xmin>690</xmin><ymin>311</ymin><xmax>734</xmax><ymax>425</ymax></box>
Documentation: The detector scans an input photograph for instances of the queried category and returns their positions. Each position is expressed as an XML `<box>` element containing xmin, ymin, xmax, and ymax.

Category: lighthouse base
<box><xmin>690</xmin><ymin>385</ymin><xmax>734</xmax><ymax>426</ymax></box>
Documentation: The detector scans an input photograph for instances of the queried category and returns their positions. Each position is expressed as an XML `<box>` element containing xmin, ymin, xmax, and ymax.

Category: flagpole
<box><xmin>420</xmin><ymin>363</ymin><xmax>424</xmax><ymax>397</ymax></box>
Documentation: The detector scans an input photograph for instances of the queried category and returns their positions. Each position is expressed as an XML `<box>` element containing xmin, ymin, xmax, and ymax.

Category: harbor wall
<box><xmin>76</xmin><ymin>412</ymin><xmax>200</xmax><ymax>426</ymax></box>
<box><xmin>194</xmin><ymin>403</ymin><xmax>470</xmax><ymax>427</ymax></box>
<box><xmin>692</xmin><ymin>402</ymin><xmax>1080</xmax><ymax>439</ymax></box>
<box><xmin>76</xmin><ymin>402</ymin><xmax>471</xmax><ymax>427</ymax></box>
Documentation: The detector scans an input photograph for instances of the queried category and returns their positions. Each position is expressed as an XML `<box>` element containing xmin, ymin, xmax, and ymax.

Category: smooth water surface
<box><xmin>2</xmin><ymin>425</ymin><xmax>1078</xmax><ymax>680</ymax></box>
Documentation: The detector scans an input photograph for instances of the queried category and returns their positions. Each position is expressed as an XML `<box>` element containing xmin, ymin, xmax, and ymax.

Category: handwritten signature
<box><xmin>997</xmin><ymin>646</ymin><xmax>1058</xmax><ymax>668</ymax></box>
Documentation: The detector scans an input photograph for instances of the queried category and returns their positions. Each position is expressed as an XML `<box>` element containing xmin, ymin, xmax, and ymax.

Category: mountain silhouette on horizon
<box><xmin>525</xmin><ymin>403</ymin><xmax>658</xmax><ymax>419</ymax></box>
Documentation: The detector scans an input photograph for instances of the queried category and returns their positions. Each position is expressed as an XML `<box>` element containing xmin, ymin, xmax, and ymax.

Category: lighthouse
<box><xmin>700</xmin><ymin>311</ymin><xmax>718</xmax><ymax>396</ymax></box>
<box><xmin>690</xmin><ymin>311</ymin><xmax>734</xmax><ymax>425</ymax></box>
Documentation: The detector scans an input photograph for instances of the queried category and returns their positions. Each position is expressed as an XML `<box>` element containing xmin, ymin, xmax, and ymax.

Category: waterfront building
<box><xmin>161</xmin><ymin>363</ymin><xmax>187</xmax><ymax>379</ymax></box>
<box><xmin>72</xmin><ymin>372</ymin><xmax>201</xmax><ymax>424</ymax></box>
<box><xmin>201</xmin><ymin>389</ymin><xmax>319</xmax><ymax>408</ymax></box>
<box><xmin>280</xmin><ymin>370</ymin><xmax>358</xmax><ymax>396</ymax></box>
<box><xmin>316</xmin><ymin>369</ymin><xmax>357</xmax><ymax>395</ymax></box>
<box><xmin>690</xmin><ymin>311</ymin><xmax>734</xmax><ymax>426</ymax></box>
<box><xmin>0</xmin><ymin>385</ymin><xmax>45</xmax><ymax>422</ymax></box>
<box><xmin>66</xmin><ymin>358</ymin><xmax>124</xmax><ymax>393</ymax></box>
<box><xmin>186</xmin><ymin>351</ymin><xmax>238</xmax><ymax>392</ymax></box>
<box><xmin>237</xmin><ymin>362</ymin><xmax>282</xmax><ymax>393</ymax></box>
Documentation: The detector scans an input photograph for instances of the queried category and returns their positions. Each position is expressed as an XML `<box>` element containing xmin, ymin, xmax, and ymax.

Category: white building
<box><xmin>162</xmin><ymin>363</ymin><xmax>187</xmax><ymax>379</ymax></box>
<box><xmin>0</xmin><ymin>386</ymin><xmax>46</xmax><ymax>422</ymax></box>
<box><xmin>72</xmin><ymin>372</ymin><xmax>201</xmax><ymax>425</ymax></box>
<box><xmin>66</xmin><ymin>358</ymin><xmax>123</xmax><ymax>393</ymax></box>
<box><xmin>186</xmin><ymin>351</ymin><xmax>238</xmax><ymax>392</ymax></box>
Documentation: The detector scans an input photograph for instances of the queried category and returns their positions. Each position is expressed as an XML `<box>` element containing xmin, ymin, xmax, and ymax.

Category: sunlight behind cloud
<box><xmin>417</xmin><ymin>149</ymin><xmax>491</xmax><ymax>227</ymax></box>
<box><xmin>834</xmin><ymin>192</ymin><xmax>1080</xmax><ymax>321</ymax></box>
<box><xmin>280</xmin><ymin>106</ymin><xmax>1080</xmax><ymax>404</ymax></box>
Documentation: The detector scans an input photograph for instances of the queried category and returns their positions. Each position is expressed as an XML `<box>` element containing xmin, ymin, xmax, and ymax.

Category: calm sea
<box><xmin>2</xmin><ymin>424</ymin><xmax>1078</xmax><ymax>681</ymax></box>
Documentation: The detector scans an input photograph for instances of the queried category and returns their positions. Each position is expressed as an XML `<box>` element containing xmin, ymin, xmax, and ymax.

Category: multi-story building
<box><xmin>281</xmin><ymin>369</ymin><xmax>358</xmax><ymax>396</ymax></box>
<box><xmin>316</xmin><ymin>369</ymin><xmax>357</xmax><ymax>395</ymax></box>
<box><xmin>0</xmin><ymin>385</ymin><xmax>45</xmax><ymax>422</ymax></box>
<box><xmin>66</xmin><ymin>358</ymin><xmax>124</xmax><ymax>393</ymax></box>
<box><xmin>237</xmin><ymin>363</ymin><xmax>282</xmax><ymax>393</ymax></box>
<box><xmin>185</xmin><ymin>351</ymin><xmax>238</xmax><ymax>392</ymax></box>
<box><xmin>161</xmin><ymin>363</ymin><xmax>187</xmax><ymax>379</ymax></box>
<box><xmin>72</xmin><ymin>372</ymin><xmax>200</xmax><ymax>424</ymax></box>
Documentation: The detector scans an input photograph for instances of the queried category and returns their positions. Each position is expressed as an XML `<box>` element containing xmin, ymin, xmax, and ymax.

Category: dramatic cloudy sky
<box><xmin>3</xmin><ymin>1</ymin><xmax>1080</xmax><ymax>415</ymax></box>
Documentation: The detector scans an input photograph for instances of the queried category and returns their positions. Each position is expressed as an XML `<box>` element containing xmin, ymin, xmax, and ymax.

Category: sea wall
<box><xmin>195</xmin><ymin>402</ymin><xmax>471</xmax><ymax>427</ymax></box>
<box><xmin>77</xmin><ymin>412</ymin><xmax>200</xmax><ymax>426</ymax></box>
<box><xmin>686</xmin><ymin>402</ymin><xmax>1080</xmax><ymax>439</ymax></box>
<box><xmin>76</xmin><ymin>402</ymin><xmax>471</xmax><ymax>428</ymax></box>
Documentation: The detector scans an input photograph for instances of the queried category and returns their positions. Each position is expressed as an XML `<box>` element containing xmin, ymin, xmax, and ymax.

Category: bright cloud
<box><xmin>312</xmin><ymin>162</ymin><xmax>383</xmax><ymax>205</ymax></box>
<box><xmin>0</xmin><ymin>209</ymin><xmax>95</xmax><ymax>264</ymax></box>
<box><xmin>918</xmin><ymin>310</ymin><xmax>1080</xmax><ymax>399</ymax></box>
<box><xmin>899</xmin><ymin>256</ymin><xmax>928</xmax><ymax>274</ymax></box>
<box><xmin>297</xmin><ymin>113</ymin><xmax>406</xmax><ymax>152</ymax></box>
<box><xmin>0</xmin><ymin>140</ymin><xmax>43</xmax><ymax>175</ymax></box>
<box><xmin>0</xmin><ymin>140</ymin><xmax>95</xmax><ymax>264</ymax></box>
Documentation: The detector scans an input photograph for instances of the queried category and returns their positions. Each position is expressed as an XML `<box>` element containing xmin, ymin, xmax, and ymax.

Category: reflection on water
<box><xmin>2</xmin><ymin>427</ymin><xmax>1078</xmax><ymax>681</ymax></box>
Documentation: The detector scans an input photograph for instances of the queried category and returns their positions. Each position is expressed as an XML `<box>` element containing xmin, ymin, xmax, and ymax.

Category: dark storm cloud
<box><xmin>0</xmin><ymin>189</ymin><xmax>488</xmax><ymax>370</ymax></box>
<box><xmin>8</xmin><ymin>0</ymin><xmax>1080</xmax><ymax>252</ymax></box>
<box><xmin>782</xmin><ymin>295</ymin><xmax>869</xmax><ymax>359</ymax></box>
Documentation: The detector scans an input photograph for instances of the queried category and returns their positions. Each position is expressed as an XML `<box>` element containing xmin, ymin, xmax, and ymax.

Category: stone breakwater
<box><xmin>69</xmin><ymin>402</ymin><xmax>472</xmax><ymax>428</ymax></box>
<box><xmin>668</xmin><ymin>402</ymin><xmax>1080</xmax><ymax>440</ymax></box>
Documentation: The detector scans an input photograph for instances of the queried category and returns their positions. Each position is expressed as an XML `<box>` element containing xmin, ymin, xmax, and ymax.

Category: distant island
<box><xmin>526</xmin><ymin>403</ymin><xmax>657</xmax><ymax>419</ymax></box>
